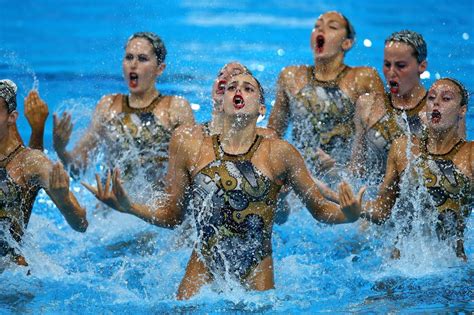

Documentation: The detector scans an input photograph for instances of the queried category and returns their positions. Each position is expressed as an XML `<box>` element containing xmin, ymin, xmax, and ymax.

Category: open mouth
<box><xmin>389</xmin><ymin>80</ymin><xmax>399</xmax><ymax>94</ymax></box>
<box><xmin>216</xmin><ymin>80</ymin><xmax>226</xmax><ymax>94</ymax></box>
<box><xmin>431</xmin><ymin>109</ymin><xmax>441</xmax><ymax>123</ymax></box>
<box><xmin>129</xmin><ymin>72</ymin><xmax>138</xmax><ymax>88</ymax></box>
<box><xmin>233</xmin><ymin>94</ymin><xmax>245</xmax><ymax>109</ymax></box>
<box><xmin>316</xmin><ymin>35</ymin><xmax>325</xmax><ymax>54</ymax></box>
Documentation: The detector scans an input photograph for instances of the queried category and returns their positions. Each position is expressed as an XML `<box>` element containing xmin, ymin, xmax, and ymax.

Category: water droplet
<box><xmin>363</xmin><ymin>39</ymin><xmax>372</xmax><ymax>47</ymax></box>
<box><xmin>420</xmin><ymin>71</ymin><xmax>430</xmax><ymax>79</ymax></box>
<box><xmin>191</xmin><ymin>103</ymin><xmax>200</xmax><ymax>111</ymax></box>
<box><xmin>257</xmin><ymin>64</ymin><xmax>265</xmax><ymax>72</ymax></box>
<box><xmin>435</xmin><ymin>72</ymin><xmax>441</xmax><ymax>79</ymax></box>
<box><xmin>277</xmin><ymin>49</ymin><xmax>285</xmax><ymax>56</ymax></box>
<box><xmin>462</xmin><ymin>32</ymin><xmax>469</xmax><ymax>40</ymax></box>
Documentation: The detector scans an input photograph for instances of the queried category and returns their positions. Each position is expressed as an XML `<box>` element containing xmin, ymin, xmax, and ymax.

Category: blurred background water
<box><xmin>0</xmin><ymin>0</ymin><xmax>472</xmax><ymax>313</ymax></box>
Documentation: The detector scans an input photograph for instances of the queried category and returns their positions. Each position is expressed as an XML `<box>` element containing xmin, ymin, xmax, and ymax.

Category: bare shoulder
<box><xmin>264</xmin><ymin>137</ymin><xmax>299</xmax><ymax>156</ymax></box>
<box><xmin>279</xmin><ymin>65</ymin><xmax>309</xmax><ymax>83</ymax></box>
<box><xmin>172</xmin><ymin>124</ymin><xmax>203</xmax><ymax>142</ymax></box>
<box><xmin>95</xmin><ymin>93</ymin><xmax>119</xmax><ymax>114</ymax></box>
<box><xmin>256</xmin><ymin>127</ymin><xmax>278</xmax><ymax>139</ymax></box>
<box><xmin>16</xmin><ymin>148</ymin><xmax>53</xmax><ymax>183</ymax></box>
<box><xmin>167</xmin><ymin>95</ymin><xmax>191</xmax><ymax>111</ymax></box>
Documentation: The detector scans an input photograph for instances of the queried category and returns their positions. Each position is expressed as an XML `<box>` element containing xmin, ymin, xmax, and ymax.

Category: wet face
<box><xmin>122</xmin><ymin>38</ymin><xmax>164</xmax><ymax>94</ymax></box>
<box><xmin>222</xmin><ymin>73</ymin><xmax>265</xmax><ymax>118</ymax></box>
<box><xmin>425</xmin><ymin>80</ymin><xmax>465</xmax><ymax>132</ymax></box>
<box><xmin>212</xmin><ymin>63</ymin><xmax>247</xmax><ymax>109</ymax></box>
<box><xmin>383</xmin><ymin>41</ymin><xmax>426</xmax><ymax>96</ymax></box>
<box><xmin>310</xmin><ymin>12</ymin><xmax>353</xmax><ymax>60</ymax></box>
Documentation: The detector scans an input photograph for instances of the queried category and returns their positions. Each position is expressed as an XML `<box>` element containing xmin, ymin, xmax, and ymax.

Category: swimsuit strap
<box><xmin>212</xmin><ymin>134</ymin><xmax>263</xmax><ymax>161</ymax></box>
<box><xmin>122</xmin><ymin>93</ymin><xmax>163</xmax><ymax>114</ymax></box>
<box><xmin>308</xmin><ymin>65</ymin><xmax>350</xmax><ymax>87</ymax></box>
<box><xmin>0</xmin><ymin>144</ymin><xmax>25</xmax><ymax>168</ymax></box>
<box><xmin>388</xmin><ymin>91</ymin><xmax>427</xmax><ymax>116</ymax></box>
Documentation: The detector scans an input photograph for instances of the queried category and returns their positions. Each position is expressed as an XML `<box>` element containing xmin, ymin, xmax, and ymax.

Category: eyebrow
<box><xmin>228</xmin><ymin>80</ymin><xmax>257</xmax><ymax>88</ymax></box>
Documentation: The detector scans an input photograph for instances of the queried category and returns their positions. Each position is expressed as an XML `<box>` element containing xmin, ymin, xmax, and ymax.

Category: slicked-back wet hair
<box><xmin>385</xmin><ymin>30</ymin><xmax>427</xmax><ymax>63</ymax></box>
<box><xmin>126</xmin><ymin>32</ymin><xmax>167</xmax><ymax>65</ymax></box>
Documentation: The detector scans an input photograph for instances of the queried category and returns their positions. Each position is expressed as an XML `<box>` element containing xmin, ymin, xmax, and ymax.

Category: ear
<box><xmin>459</xmin><ymin>105</ymin><xmax>467</xmax><ymax>118</ymax></box>
<box><xmin>418</xmin><ymin>60</ymin><xmax>427</xmax><ymax>75</ymax></box>
<box><xmin>156</xmin><ymin>63</ymin><xmax>166</xmax><ymax>77</ymax></box>
<box><xmin>258</xmin><ymin>104</ymin><xmax>266</xmax><ymax>116</ymax></box>
<box><xmin>341</xmin><ymin>38</ymin><xmax>354</xmax><ymax>52</ymax></box>
<box><xmin>7</xmin><ymin>111</ymin><xmax>18</xmax><ymax>125</ymax></box>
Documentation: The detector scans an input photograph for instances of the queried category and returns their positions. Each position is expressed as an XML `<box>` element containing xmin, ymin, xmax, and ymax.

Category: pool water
<box><xmin>0</xmin><ymin>0</ymin><xmax>473</xmax><ymax>313</ymax></box>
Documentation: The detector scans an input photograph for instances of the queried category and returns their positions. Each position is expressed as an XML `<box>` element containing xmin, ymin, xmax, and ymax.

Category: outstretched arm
<box><xmin>273</xmin><ymin>140</ymin><xmax>364</xmax><ymax>224</ymax></box>
<box><xmin>29</xmin><ymin>152</ymin><xmax>88</xmax><ymax>232</ymax></box>
<box><xmin>83</xmin><ymin>128</ymin><xmax>193</xmax><ymax>228</ymax></box>
<box><xmin>24</xmin><ymin>90</ymin><xmax>49</xmax><ymax>150</ymax></box>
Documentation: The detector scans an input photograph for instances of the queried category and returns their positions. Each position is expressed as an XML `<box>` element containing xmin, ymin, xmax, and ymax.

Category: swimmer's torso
<box><xmin>365</xmin><ymin>93</ymin><xmax>427</xmax><ymax>178</ymax></box>
<box><xmin>417</xmin><ymin>139</ymin><xmax>472</xmax><ymax>241</ymax></box>
<box><xmin>101</xmin><ymin>94</ymin><xmax>171</xmax><ymax>188</ymax></box>
<box><xmin>191</xmin><ymin>135</ymin><xmax>281</xmax><ymax>280</ymax></box>
<box><xmin>0</xmin><ymin>145</ymin><xmax>40</xmax><ymax>258</ymax></box>
<box><xmin>289</xmin><ymin>66</ymin><xmax>355</xmax><ymax>167</ymax></box>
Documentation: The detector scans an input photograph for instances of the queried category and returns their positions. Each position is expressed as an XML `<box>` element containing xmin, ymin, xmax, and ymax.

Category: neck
<box><xmin>391</xmin><ymin>83</ymin><xmax>426</xmax><ymax>109</ymax></box>
<box><xmin>313</xmin><ymin>53</ymin><xmax>345</xmax><ymax>80</ymax></box>
<box><xmin>426</xmin><ymin>126</ymin><xmax>460</xmax><ymax>155</ymax></box>
<box><xmin>221</xmin><ymin>115</ymin><xmax>258</xmax><ymax>154</ymax></box>
<box><xmin>129</xmin><ymin>87</ymin><xmax>159</xmax><ymax>109</ymax></box>
<box><xmin>0</xmin><ymin>128</ymin><xmax>21</xmax><ymax>160</ymax></box>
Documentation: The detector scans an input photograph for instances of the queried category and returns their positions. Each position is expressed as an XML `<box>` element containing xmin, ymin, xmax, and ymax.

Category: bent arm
<box><xmin>31</xmin><ymin>153</ymin><xmax>88</xmax><ymax>232</ymax></box>
<box><xmin>55</xmin><ymin>95</ymin><xmax>113</xmax><ymax>175</ymax></box>
<box><xmin>275</xmin><ymin>141</ymin><xmax>359</xmax><ymax>224</ymax></box>
<box><xmin>268</xmin><ymin>71</ymin><xmax>291</xmax><ymax>137</ymax></box>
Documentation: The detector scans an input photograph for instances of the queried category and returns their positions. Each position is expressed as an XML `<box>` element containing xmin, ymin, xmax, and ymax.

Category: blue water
<box><xmin>1</xmin><ymin>0</ymin><xmax>473</xmax><ymax>313</ymax></box>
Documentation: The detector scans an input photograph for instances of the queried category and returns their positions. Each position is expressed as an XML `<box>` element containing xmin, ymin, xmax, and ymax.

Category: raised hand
<box><xmin>82</xmin><ymin>168</ymin><xmax>132</xmax><ymax>213</ymax></box>
<box><xmin>24</xmin><ymin>90</ymin><xmax>49</xmax><ymax>131</ymax></box>
<box><xmin>53</xmin><ymin>112</ymin><xmax>73</xmax><ymax>153</ymax></box>
<box><xmin>49</xmin><ymin>162</ymin><xmax>71</xmax><ymax>200</ymax></box>
<box><xmin>338</xmin><ymin>182</ymin><xmax>366</xmax><ymax>223</ymax></box>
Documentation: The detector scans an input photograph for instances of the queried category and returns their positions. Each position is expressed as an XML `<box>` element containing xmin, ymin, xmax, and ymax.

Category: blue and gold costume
<box><xmin>290</xmin><ymin>66</ymin><xmax>354</xmax><ymax>169</ymax></box>
<box><xmin>103</xmin><ymin>94</ymin><xmax>171</xmax><ymax>189</ymax></box>
<box><xmin>191</xmin><ymin>135</ymin><xmax>281</xmax><ymax>280</ymax></box>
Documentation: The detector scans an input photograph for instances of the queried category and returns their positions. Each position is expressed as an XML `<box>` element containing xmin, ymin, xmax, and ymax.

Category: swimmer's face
<box><xmin>311</xmin><ymin>12</ymin><xmax>353</xmax><ymax>60</ymax></box>
<box><xmin>223</xmin><ymin>73</ymin><xmax>265</xmax><ymax>118</ymax></box>
<box><xmin>426</xmin><ymin>80</ymin><xmax>465</xmax><ymax>131</ymax></box>
<box><xmin>383</xmin><ymin>41</ymin><xmax>426</xmax><ymax>96</ymax></box>
<box><xmin>212</xmin><ymin>62</ymin><xmax>247</xmax><ymax>110</ymax></box>
<box><xmin>123</xmin><ymin>38</ymin><xmax>165</xmax><ymax>94</ymax></box>
<box><xmin>0</xmin><ymin>98</ymin><xmax>18</xmax><ymax>138</ymax></box>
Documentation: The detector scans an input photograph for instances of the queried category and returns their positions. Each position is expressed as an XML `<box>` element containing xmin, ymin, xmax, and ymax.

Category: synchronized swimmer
<box><xmin>0</xmin><ymin>10</ymin><xmax>472</xmax><ymax>300</ymax></box>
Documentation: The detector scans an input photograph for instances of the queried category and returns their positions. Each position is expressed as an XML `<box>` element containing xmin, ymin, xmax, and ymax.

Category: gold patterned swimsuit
<box><xmin>290</xmin><ymin>66</ymin><xmax>354</xmax><ymax>169</ymax></box>
<box><xmin>191</xmin><ymin>135</ymin><xmax>281</xmax><ymax>280</ymax></box>
<box><xmin>0</xmin><ymin>145</ymin><xmax>40</xmax><ymax>258</ymax></box>
<box><xmin>417</xmin><ymin>138</ymin><xmax>472</xmax><ymax>257</ymax></box>
<box><xmin>103</xmin><ymin>94</ymin><xmax>171</xmax><ymax>190</ymax></box>
<box><xmin>365</xmin><ymin>93</ymin><xmax>427</xmax><ymax>178</ymax></box>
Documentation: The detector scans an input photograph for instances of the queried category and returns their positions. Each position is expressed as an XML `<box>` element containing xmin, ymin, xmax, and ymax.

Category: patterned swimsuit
<box><xmin>365</xmin><ymin>92</ymin><xmax>427</xmax><ymax>179</ymax></box>
<box><xmin>103</xmin><ymin>94</ymin><xmax>171</xmax><ymax>192</ymax></box>
<box><xmin>0</xmin><ymin>145</ymin><xmax>40</xmax><ymax>259</ymax></box>
<box><xmin>289</xmin><ymin>66</ymin><xmax>354</xmax><ymax>172</ymax></box>
<box><xmin>191</xmin><ymin>135</ymin><xmax>281</xmax><ymax>280</ymax></box>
